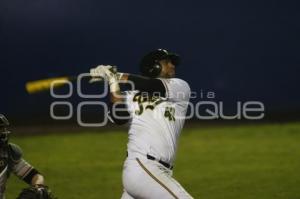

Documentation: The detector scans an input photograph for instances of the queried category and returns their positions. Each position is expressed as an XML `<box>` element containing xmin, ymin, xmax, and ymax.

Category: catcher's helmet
<box><xmin>0</xmin><ymin>114</ymin><xmax>10</xmax><ymax>146</ymax></box>
<box><xmin>139</xmin><ymin>49</ymin><xmax>180</xmax><ymax>78</ymax></box>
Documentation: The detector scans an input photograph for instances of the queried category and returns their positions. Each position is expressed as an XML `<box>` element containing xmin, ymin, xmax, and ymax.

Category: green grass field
<box><xmin>6</xmin><ymin>123</ymin><xmax>300</xmax><ymax>199</ymax></box>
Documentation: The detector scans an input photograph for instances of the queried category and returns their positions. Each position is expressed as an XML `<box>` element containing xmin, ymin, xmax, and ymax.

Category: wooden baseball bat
<box><xmin>25</xmin><ymin>67</ymin><xmax>117</xmax><ymax>94</ymax></box>
<box><xmin>25</xmin><ymin>76</ymin><xmax>78</xmax><ymax>94</ymax></box>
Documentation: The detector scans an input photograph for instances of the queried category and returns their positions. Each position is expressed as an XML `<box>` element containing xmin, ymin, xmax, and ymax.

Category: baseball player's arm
<box><xmin>31</xmin><ymin>173</ymin><xmax>45</xmax><ymax>185</ymax></box>
<box><xmin>121</xmin><ymin>75</ymin><xmax>191</xmax><ymax>102</ymax></box>
<box><xmin>8</xmin><ymin>143</ymin><xmax>45</xmax><ymax>186</ymax></box>
<box><xmin>90</xmin><ymin>66</ymin><xmax>166</xmax><ymax>100</ymax></box>
<box><xmin>119</xmin><ymin>73</ymin><xmax>166</xmax><ymax>96</ymax></box>
<box><xmin>95</xmin><ymin>68</ymin><xmax>130</xmax><ymax>124</ymax></box>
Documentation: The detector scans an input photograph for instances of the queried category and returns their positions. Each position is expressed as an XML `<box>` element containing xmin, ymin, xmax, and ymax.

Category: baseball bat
<box><xmin>25</xmin><ymin>66</ymin><xmax>117</xmax><ymax>94</ymax></box>
<box><xmin>25</xmin><ymin>76</ymin><xmax>78</xmax><ymax>94</ymax></box>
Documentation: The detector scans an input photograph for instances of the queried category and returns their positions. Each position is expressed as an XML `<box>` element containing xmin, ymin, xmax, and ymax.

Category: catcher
<box><xmin>0</xmin><ymin>114</ymin><xmax>55</xmax><ymax>199</ymax></box>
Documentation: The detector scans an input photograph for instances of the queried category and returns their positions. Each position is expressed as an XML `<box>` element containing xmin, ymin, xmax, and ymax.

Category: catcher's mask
<box><xmin>139</xmin><ymin>49</ymin><xmax>180</xmax><ymax>78</ymax></box>
<box><xmin>0</xmin><ymin>114</ymin><xmax>10</xmax><ymax>147</ymax></box>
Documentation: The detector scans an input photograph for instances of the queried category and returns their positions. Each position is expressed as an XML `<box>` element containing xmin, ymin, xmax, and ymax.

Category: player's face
<box><xmin>159</xmin><ymin>59</ymin><xmax>175</xmax><ymax>78</ymax></box>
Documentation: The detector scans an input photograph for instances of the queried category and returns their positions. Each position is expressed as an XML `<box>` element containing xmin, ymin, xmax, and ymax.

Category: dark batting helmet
<box><xmin>139</xmin><ymin>49</ymin><xmax>180</xmax><ymax>78</ymax></box>
<box><xmin>0</xmin><ymin>114</ymin><xmax>10</xmax><ymax>146</ymax></box>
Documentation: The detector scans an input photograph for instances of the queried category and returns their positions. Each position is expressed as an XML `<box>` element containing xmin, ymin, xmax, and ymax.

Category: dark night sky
<box><xmin>0</xmin><ymin>0</ymin><xmax>299</xmax><ymax>122</ymax></box>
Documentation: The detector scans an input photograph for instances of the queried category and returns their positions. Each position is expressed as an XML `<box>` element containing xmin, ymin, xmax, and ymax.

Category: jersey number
<box><xmin>164</xmin><ymin>107</ymin><xmax>175</xmax><ymax>121</ymax></box>
<box><xmin>133</xmin><ymin>93</ymin><xmax>175</xmax><ymax>121</ymax></box>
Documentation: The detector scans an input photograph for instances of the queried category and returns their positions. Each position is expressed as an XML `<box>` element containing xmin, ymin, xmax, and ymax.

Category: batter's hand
<box><xmin>90</xmin><ymin>65</ymin><xmax>106</xmax><ymax>77</ymax></box>
<box><xmin>94</xmin><ymin>65</ymin><xmax>121</xmax><ymax>92</ymax></box>
<box><xmin>89</xmin><ymin>65</ymin><xmax>117</xmax><ymax>83</ymax></box>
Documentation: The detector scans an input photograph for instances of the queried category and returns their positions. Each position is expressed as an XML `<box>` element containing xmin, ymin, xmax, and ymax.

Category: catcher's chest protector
<box><xmin>0</xmin><ymin>148</ymin><xmax>9</xmax><ymax>199</ymax></box>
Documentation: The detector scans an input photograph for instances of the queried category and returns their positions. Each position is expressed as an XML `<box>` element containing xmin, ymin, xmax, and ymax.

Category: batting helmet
<box><xmin>139</xmin><ymin>49</ymin><xmax>180</xmax><ymax>78</ymax></box>
<box><xmin>0</xmin><ymin>114</ymin><xmax>10</xmax><ymax>146</ymax></box>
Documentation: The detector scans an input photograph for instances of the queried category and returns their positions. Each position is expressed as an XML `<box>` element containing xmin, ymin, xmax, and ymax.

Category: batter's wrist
<box><xmin>108</xmin><ymin>76</ymin><xmax>120</xmax><ymax>93</ymax></box>
<box><xmin>117</xmin><ymin>73</ymin><xmax>129</xmax><ymax>81</ymax></box>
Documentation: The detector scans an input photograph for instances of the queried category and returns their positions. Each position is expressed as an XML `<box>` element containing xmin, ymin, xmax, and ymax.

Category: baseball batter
<box><xmin>90</xmin><ymin>49</ymin><xmax>193</xmax><ymax>198</ymax></box>
<box><xmin>0</xmin><ymin>114</ymin><xmax>47</xmax><ymax>199</ymax></box>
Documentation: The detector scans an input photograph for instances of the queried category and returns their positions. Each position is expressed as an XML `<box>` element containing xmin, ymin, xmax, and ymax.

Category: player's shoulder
<box><xmin>171</xmin><ymin>78</ymin><xmax>190</xmax><ymax>87</ymax></box>
<box><xmin>158</xmin><ymin>78</ymin><xmax>191</xmax><ymax>101</ymax></box>
<box><xmin>159</xmin><ymin>78</ymin><xmax>190</xmax><ymax>91</ymax></box>
<box><xmin>8</xmin><ymin>143</ymin><xmax>23</xmax><ymax>163</ymax></box>
<box><xmin>159</xmin><ymin>77</ymin><xmax>189</xmax><ymax>85</ymax></box>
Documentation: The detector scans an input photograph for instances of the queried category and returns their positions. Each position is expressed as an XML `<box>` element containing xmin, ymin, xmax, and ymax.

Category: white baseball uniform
<box><xmin>120</xmin><ymin>78</ymin><xmax>193</xmax><ymax>199</ymax></box>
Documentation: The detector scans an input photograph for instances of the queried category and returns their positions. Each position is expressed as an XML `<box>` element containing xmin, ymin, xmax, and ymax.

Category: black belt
<box><xmin>146</xmin><ymin>154</ymin><xmax>173</xmax><ymax>170</ymax></box>
<box><xmin>126</xmin><ymin>152</ymin><xmax>173</xmax><ymax>170</ymax></box>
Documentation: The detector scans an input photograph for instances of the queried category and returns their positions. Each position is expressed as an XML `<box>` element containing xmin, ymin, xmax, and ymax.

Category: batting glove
<box><xmin>100</xmin><ymin>65</ymin><xmax>121</xmax><ymax>92</ymax></box>
<box><xmin>89</xmin><ymin>65</ymin><xmax>117</xmax><ymax>83</ymax></box>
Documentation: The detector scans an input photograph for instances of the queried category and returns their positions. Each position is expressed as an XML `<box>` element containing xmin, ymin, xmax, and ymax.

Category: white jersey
<box><xmin>124</xmin><ymin>78</ymin><xmax>190</xmax><ymax>165</ymax></box>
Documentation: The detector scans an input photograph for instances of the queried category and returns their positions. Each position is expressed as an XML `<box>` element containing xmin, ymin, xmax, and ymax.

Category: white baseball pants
<box><xmin>121</xmin><ymin>153</ymin><xmax>193</xmax><ymax>199</ymax></box>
